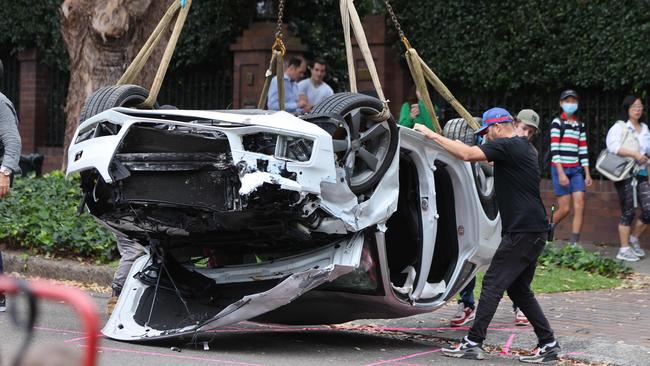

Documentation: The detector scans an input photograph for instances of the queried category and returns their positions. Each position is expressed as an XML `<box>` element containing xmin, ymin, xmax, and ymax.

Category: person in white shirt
<box><xmin>605</xmin><ymin>95</ymin><xmax>648</xmax><ymax>261</ymax></box>
<box><xmin>297</xmin><ymin>59</ymin><xmax>334</xmax><ymax>113</ymax></box>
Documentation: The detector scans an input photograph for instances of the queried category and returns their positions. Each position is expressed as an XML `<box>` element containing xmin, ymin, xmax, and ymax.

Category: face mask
<box><xmin>562</xmin><ymin>103</ymin><xmax>578</xmax><ymax>115</ymax></box>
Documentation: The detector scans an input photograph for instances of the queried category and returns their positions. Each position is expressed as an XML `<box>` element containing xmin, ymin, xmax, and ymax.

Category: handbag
<box><xmin>596</xmin><ymin>121</ymin><xmax>639</xmax><ymax>181</ymax></box>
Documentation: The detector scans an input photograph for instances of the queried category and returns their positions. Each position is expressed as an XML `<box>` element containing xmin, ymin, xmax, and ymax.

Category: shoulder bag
<box><xmin>596</xmin><ymin>121</ymin><xmax>639</xmax><ymax>181</ymax></box>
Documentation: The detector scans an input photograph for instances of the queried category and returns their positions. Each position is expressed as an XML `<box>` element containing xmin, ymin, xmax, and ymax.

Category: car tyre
<box><xmin>443</xmin><ymin>118</ymin><xmax>498</xmax><ymax>220</ymax></box>
<box><xmin>311</xmin><ymin>92</ymin><xmax>399</xmax><ymax>194</ymax></box>
<box><xmin>79</xmin><ymin>84</ymin><xmax>154</xmax><ymax>124</ymax></box>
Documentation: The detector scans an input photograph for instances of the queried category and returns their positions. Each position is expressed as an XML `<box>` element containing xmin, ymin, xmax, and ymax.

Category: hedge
<box><xmin>0</xmin><ymin>171</ymin><xmax>115</xmax><ymax>263</ymax></box>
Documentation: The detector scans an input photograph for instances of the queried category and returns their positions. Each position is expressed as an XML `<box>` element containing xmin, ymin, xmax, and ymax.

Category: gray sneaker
<box><xmin>616</xmin><ymin>247</ymin><xmax>640</xmax><ymax>262</ymax></box>
<box><xmin>441</xmin><ymin>336</ymin><xmax>485</xmax><ymax>360</ymax></box>
<box><xmin>629</xmin><ymin>241</ymin><xmax>646</xmax><ymax>258</ymax></box>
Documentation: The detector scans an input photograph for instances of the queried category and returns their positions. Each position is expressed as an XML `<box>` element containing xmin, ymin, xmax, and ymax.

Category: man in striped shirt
<box><xmin>550</xmin><ymin>89</ymin><xmax>593</xmax><ymax>246</ymax></box>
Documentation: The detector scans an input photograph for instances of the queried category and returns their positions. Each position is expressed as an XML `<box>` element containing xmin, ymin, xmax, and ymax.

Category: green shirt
<box><xmin>398</xmin><ymin>100</ymin><xmax>436</xmax><ymax>131</ymax></box>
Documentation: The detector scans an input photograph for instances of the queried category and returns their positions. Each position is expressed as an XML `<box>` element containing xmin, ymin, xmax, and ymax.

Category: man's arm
<box><xmin>0</xmin><ymin>100</ymin><xmax>21</xmax><ymax>197</ymax></box>
<box><xmin>413</xmin><ymin>124</ymin><xmax>487</xmax><ymax>162</ymax></box>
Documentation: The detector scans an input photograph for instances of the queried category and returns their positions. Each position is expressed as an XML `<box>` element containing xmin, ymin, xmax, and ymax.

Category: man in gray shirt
<box><xmin>0</xmin><ymin>59</ymin><xmax>23</xmax><ymax>312</ymax></box>
<box><xmin>298</xmin><ymin>59</ymin><xmax>334</xmax><ymax>113</ymax></box>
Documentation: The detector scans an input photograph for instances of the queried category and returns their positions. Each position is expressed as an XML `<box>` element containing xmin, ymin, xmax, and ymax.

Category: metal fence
<box><xmin>434</xmin><ymin>87</ymin><xmax>650</xmax><ymax>178</ymax></box>
<box><xmin>158</xmin><ymin>66</ymin><xmax>233</xmax><ymax>110</ymax></box>
<box><xmin>46</xmin><ymin>68</ymin><xmax>69</xmax><ymax>146</ymax></box>
<box><xmin>0</xmin><ymin>54</ymin><xmax>20</xmax><ymax>111</ymax></box>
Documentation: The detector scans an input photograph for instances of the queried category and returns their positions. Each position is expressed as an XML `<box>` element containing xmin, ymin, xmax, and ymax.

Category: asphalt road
<box><xmin>0</xmin><ymin>294</ymin><xmax>529</xmax><ymax>366</ymax></box>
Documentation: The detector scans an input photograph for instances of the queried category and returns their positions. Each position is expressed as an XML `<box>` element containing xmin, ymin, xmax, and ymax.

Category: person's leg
<box><xmin>467</xmin><ymin>233</ymin><xmax>533</xmax><ymax>344</ymax></box>
<box><xmin>615</xmin><ymin>179</ymin><xmax>639</xmax><ymax>261</ymax></box>
<box><xmin>631</xmin><ymin>219</ymin><xmax>647</xmax><ymax>241</ymax></box>
<box><xmin>630</xmin><ymin>181</ymin><xmax>650</xmax><ymax>257</ymax></box>
<box><xmin>570</xmin><ymin>191</ymin><xmax>585</xmax><ymax>244</ymax></box>
<box><xmin>459</xmin><ymin>277</ymin><xmax>476</xmax><ymax>309</ymax></box>
<box><xmin>0</xmin><ymin>250</ymin><xmax>4</xmax><ymax>274</ymax></box>
<box><xmin>551</xmin><ymin>167</ymin><xmax>572</xmax><ymax>225</ymax></box>
<box><xmin>451</xmin><ymin>277</ymin><xmax>477</xmax><ymax>326</ymax></box>
<box><xmin>0</xmin><ymin>251</ymin><xmax>5</xmax><ymax>311</ymax></box>
<box><xmin>112</xmin><ymin>234</ymin><xmax>146</xmax><ymax>296</ymax></box>
<box><xmin>506</xmin><ymin>238</ymin><xmax>555</xmax><ymax>345</ymax></box>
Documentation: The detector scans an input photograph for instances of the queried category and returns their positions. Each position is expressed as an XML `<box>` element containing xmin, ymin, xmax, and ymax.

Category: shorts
<box><xmin>551</xmin><ymin>166</ymin><xmax>585</xmax><ymax>197</ymax></box>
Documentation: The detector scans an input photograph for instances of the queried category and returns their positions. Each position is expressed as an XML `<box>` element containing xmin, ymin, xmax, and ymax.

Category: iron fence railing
<box><xmin>433</xmin><ymin>87</ymin><xmax>650</xmax><ymax>178</ymax></box>
<box><xmin>0</xmin><ymin>54</ymin><xmax>20</xmax><ymax>112</ymax></box>
<box><xmin>46</xmin><ymin>68</ymin><xmax>69</xmax><ymax>146</ymax></box>
<box><xmin>158</xmin><ymin>67</ymin><xmax>233</xmax><ymax>110</ymax></box>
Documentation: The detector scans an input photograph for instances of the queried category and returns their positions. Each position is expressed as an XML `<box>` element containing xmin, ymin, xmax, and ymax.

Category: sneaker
<box><xmin>514</xmin><ymin>308</ymin><xmax>529</xmax><ymax>326</ymax></box>
<box><xmin>519</xmin><ymin>342</ymin><xmax>561</xmax><ymax>363</ymax></box>
<box><xmin>0</xmin><ymin>294</ymin><xmax>5</xmax><ymax>312</ymax></box>
<box><xmin>442</xmin><ymin>336</ymin><xmax>485</xmax><ymax>360</ymax></box>
<box><xmin>616</xmin><ymin>247</ymin><xmax>640</xmax><ymax>262</ymax></box>
<box><xmin>629</xmin><ymin>241</ymin><xmax>646</xmax><ymax>258</ymax></box>
<box><xmin>450</xmin><ymin>303</ymin><xmax>475</xmax><ymax>327</ymax></box>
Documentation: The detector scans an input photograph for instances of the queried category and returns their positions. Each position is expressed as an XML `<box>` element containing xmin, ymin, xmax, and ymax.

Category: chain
<box><xmin>383</xmin><ymin>0</ymin><xmax>411</xmax><ymax>49</ymax></box>
<box><xmin>275</xmin><ymin>0</ymin><xmax>285</xmax><ymax>40</ymax></box>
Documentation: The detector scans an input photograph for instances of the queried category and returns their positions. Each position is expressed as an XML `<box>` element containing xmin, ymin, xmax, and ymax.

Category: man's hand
<box><xmin>0</xmin><ymin>175</ymin><xmax>10</xmax><ymax>198</ymax></box>
<box><xmin>413</xmin><ymin>123</ymin><xmax>435</xmax><ymax>139</ymax></box>
<box><xmin>409</xmin><ymin>103</ymin><xmax>420</xmax><ymax>119</ymax></box>
<box><xmin>558</xmin><ymin>173</ymin><xmax>570</xmax><ymax>187</ymax></box>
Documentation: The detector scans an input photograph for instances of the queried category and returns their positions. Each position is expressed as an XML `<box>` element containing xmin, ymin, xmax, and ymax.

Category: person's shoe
<box><xmin>106</xmin><ymin>296</ymin><xmax>118</xmax><ymax>315</ymax></box>
<box><xmin>519</xmin><ymin>342</ymin><xmax>561</xmax><ymax>363</ymax></box>
<box><xmin>442</xmin><ymin>336</ymin><xmax>485</xmax><ymax>360</ymax></box>
<box><xmin>629</xmin><ymin>240</ymin><xmax>646</xmax><ymax>258</ymax></box>
<box><xmin>0</xmin><ymin>294</ymin><xmax>6</xmax><ymax>312</ymax></box>
<box><xmin>450</xmin><ymin>303</ymin><xmax>475</xmax><ymax>327</ymax></box>
<box><xmin>514</xmin><ymin>308</ymin><xmax>530</xmax><ymax>326</ymax></box>
<box><xmin>616</xmin><ymin>247</ymin><xmax>640</xmax><ymax>262</ymax></box>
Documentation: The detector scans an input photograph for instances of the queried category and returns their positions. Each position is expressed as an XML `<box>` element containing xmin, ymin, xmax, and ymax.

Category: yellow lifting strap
<box><xmin>117</xmin><ymin>0</ymin><xmax>192</xmax><ymax>108</ymax></box>
<box><xmin>383</xmin><ymin>0</ymin><xmax>480</xmax><ymax>131</ymax></box>
<box><xmin>340</xmin><ymin>0</ymin><xmax>391</xmax><ymax>122</ymax></box>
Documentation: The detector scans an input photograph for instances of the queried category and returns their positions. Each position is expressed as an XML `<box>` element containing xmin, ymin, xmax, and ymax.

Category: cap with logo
<box><xmin>559</xmin><ymin>89</ymin><xmax>578</xmax><ymax>100</ymax></box>
<box><xmin>475</xmin><ymin>107</ymin><xmax>513</xmax><ymax>136</ymax></box>
<box><xmin>516</xmin><ymin>109</ymin><xmax>540</xmax><ymax>130</ymax></box>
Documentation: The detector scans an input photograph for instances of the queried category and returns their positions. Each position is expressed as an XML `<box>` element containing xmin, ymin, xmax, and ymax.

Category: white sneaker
<box><xmin>616</xmin><ymin>247</ymin><xmax>640</xmax><ymax>262</ymax></box>
<box><xmin>629</xmin><ymin>240</ymin><xmax>646</xmax><ymax>258</ymax></box>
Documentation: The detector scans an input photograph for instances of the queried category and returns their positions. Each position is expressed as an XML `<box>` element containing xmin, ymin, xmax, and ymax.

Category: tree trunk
<box><xmin>60</xmin><ymin>0</ymin><xmax>172</xmax><ymax>167</ymax></box>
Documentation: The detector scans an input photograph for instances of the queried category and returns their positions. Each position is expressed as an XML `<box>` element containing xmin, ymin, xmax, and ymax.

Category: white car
<box><xmin>67</xmin><ymin>85</ymin><xmax>500</xmax><ymax>342</ymax></box>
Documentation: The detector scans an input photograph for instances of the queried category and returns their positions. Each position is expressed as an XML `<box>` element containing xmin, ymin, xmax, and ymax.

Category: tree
<box><xmin>59</xmin><ymin>0</ymin><xmax>173</xmax><ymax>161</ymax></box>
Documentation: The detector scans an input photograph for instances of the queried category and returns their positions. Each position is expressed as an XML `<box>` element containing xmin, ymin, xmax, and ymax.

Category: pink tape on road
<box><xmin>34</xmin><ymin>326</ymin><xmax>85</xmax><ymax>335</ymax></box>
<box><xmin>84</xmin><ymin>346</ymin><xmax>268</xmax><ymax>366</ymax></box>
<box><xmin>363</xmin><ymin>348</ymin><xmax>441</xmax><ymax>366</ymax></box>
<box><xmin>500</xmin><ymin>333</ymin><xmax>516</xmax><ymax>355</ymax></box>
<box><xmin>64</xmin><ymin>334</ymin><xmax>103</xmax><ymax>343</ymax></box>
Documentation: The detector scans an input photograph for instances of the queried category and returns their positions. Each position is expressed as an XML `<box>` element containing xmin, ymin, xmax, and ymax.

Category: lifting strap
<box><xmin>257</xmin><ymin>0</ymin><xmax>286</xmax><ymax>110</ymax></box>
<box><xmin>383</xmin><ymin>0</ymin><xmax>479</xmax><ymax>131</ymax></box>
<box><xmin>117</xmin><ymin>0</ymin><xmax>192</xmax><ymax>108</ymax></box>
<box><xmin>340</xmin><ymin>0</ymin><xmax>390</xmax><ymax>122</ymax></box>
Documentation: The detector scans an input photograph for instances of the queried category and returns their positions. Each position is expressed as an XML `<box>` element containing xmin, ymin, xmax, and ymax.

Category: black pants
<box><xmin>468</xmin><ymin>232</ymin><xmax>555</xmax><ymax>345</ymax></box>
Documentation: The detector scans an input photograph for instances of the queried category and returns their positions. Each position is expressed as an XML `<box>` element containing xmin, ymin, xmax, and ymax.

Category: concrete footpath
<box><xmin>2</xmin><ymin>244</ymin><xmax>649</xmax><ymax>365</ymax></box>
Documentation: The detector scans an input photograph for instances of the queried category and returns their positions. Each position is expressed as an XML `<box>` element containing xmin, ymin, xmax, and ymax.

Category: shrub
<box><xmin>0</xmin><ymin>171</ymin><xmax>115</xmax><ymax>263</ymax></box>
<box><xmin>539</xmin><ymin>244</ymin><xmax>632</xmax><ymax>279</ymax></box>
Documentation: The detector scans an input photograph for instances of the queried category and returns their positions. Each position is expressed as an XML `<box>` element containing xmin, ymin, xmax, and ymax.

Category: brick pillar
<box><xmin>17</xmin><ymin>49</ymin><xmax>49</xmax><ymax>153</ymax></box>
<box><xmin>230</xmin><ymin>22</ymin><xmax>307</xmax><ymax>109</ymax></box>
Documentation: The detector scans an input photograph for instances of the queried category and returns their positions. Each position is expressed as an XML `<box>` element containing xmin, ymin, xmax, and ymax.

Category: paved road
<box><xmin>0</xmin><ymin>294</ymin><xmax>528</xmax><ymax>366</ymax></box>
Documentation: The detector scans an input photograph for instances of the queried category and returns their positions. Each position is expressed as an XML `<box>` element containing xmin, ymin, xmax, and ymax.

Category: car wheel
<box><xmin>311</xmin><ymin>92</ymin><xmax>399</xmax><ymax>194</ymax></box>
<box><xmin>79</xmin><ymin>84</ymin><xmax>154</xmax><ymax>124</ymax></box>
<box><xmin>443</xmin><ymin>118</ymin><xmax>498</xmax><ymax>220</ymax></box>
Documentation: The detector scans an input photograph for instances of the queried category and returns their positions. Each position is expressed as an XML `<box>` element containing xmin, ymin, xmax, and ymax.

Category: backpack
<box><xmin>542</xmin><ymin>118</ymin><xmax>569</xmax><ymax>172</ymax></box>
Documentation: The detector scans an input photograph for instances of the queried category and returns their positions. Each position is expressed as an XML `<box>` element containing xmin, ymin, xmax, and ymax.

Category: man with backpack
<box><xmin>549</xmin><ymin>90</ymin><xmax>592</xmax><ymax>246</ymax></box>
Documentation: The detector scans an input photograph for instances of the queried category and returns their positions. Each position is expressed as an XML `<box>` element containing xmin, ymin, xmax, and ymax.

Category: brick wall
<box><xmin>541</xmin><ymin>178</ymin><xmax>650</xmax><ymax>249</ymax></box>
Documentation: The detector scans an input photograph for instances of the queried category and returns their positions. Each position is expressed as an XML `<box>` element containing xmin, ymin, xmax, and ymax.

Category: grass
<box><xmin>473</xmin><ymin>264</ymin><xmax>623</xmax><ymax>298</ymax></box>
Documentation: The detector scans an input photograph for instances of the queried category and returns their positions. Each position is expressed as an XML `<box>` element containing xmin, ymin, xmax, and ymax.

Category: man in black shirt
<box><xmin>414</xmin><ymin>107</ymin><xmax>559</xmax><ymax>363</ymax></box>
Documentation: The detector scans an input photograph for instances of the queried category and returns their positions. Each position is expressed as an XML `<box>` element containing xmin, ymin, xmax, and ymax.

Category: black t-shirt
<box><xmin>479</xmin><ymin>136</ymin><xmax>547</xmax><ymax>233</ymax></box>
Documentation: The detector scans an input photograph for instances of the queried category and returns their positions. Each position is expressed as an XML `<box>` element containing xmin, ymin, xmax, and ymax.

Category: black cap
<box><xmin>560</xmin><ymin>89</ymin><xmax>578</xmax><ymax>100</ymax></box>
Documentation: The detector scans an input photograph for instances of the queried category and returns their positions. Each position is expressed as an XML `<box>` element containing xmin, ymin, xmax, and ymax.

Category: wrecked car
<box><xmin>66</xmin><ymin>85</ymin><xmax>501</xmax><ymax>342</ymax></box>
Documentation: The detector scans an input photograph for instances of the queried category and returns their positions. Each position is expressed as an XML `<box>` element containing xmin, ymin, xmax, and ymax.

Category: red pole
<box><xmin>0</xmin><ymin>275</ymin><xmax>100</xmax><ymax>366</ymax></box>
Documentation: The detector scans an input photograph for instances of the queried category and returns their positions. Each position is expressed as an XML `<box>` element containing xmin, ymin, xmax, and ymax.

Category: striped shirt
<box><xmin>550</xmin><ymin>113</ymin><xmax>588</xmax><ymax>168</ymax></box>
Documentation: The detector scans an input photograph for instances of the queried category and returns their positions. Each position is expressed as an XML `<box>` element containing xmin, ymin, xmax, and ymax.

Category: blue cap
<box><xmin>475</xmin><ymin>107</ymin><xmax>513</xmax><ymax>136</ymax></box>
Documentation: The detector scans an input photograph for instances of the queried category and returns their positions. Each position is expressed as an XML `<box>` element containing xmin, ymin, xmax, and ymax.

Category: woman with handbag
<box><xmin>605</xmin><ymin>95</ymin><xmax>649</xmax><ymax>262</ymax></box>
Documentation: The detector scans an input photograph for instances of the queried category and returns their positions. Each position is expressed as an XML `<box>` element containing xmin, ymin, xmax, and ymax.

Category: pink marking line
<box><xmin>34</xmin><ymin>326</ymin><xmax>85</xmax><ymax>335</ymax></box>
<box><xmin>363</xmin><ymin>348</ymin><xmax>441</xmax><ymax>366</ymax></box>
<box><xmin>500</xmin><ymin>333</ymin><xmax>516</xmax><ymax>355</ymax></box>
<box><xmin>84</xmin><ymin>346</ymin><xmax>268</xmax><ymax>366</ymax></box>
<box><xmin>204</xmin><ymin>325</ymin><xmax>527</xmax><ymax>335</ymax></box>
<box><xmin>386</xmin><ymin>362</ymin><xmax>427</xmax><ymax>366</ymax></box>
<box><xmin>64</xmin><ymin>333</ymin><xmax>103</xmax><ymax>343</ymax></box>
